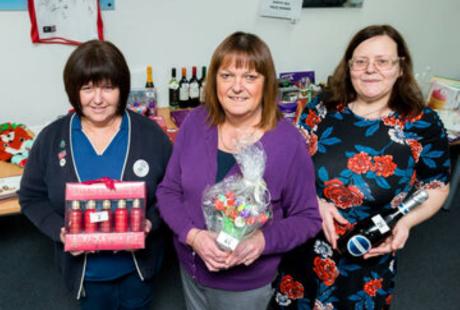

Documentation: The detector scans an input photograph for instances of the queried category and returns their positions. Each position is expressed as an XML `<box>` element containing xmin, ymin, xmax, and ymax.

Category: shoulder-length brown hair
<box><xmin>326</xmin><ymin>24</ymin><xmax>424</xmax><ymax>118</ymax></box>
<box><xmin>204</xmin><ymin>31</ymin><xmax>281</xmax><ymax>130</ymax></box>
<box><xmin>63</xmin><ymin>40</ymin><xmax>130</xmax><ymax>116</ymax></box>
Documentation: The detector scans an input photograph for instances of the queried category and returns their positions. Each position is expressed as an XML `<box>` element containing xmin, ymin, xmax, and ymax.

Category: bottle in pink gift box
<box><xmin>84</xmin><ymin>200</ymin><xmax>98</xmax><ymax>233</ymax></box>
<box><xmin>115</xmin><ymin>200</ymin><xmax>129</xmax><ymax>233</ymax></box>
<box><xmin>68</xmin><ymin>200</ymin><xmax>83</xmax><ymax>234</ymax></box>
<box><xmin>100</xmin><ymin>200</ymin><xmax>113</xmax><ymax>233</ymax></box>
<box><xmin>130</xmin><ymin>199</ymin><xmax>144</xmax><ymax>232</ymax></box>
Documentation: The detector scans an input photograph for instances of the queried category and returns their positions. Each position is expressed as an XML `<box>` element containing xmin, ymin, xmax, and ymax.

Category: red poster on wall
<box><xmin>28</xmin><ymin>0</ymin><xmax>103</xmax><ymax>45</ymax></box>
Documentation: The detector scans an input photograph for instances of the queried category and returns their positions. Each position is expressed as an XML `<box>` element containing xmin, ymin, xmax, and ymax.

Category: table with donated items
<box><xmin>0</xmin><ymin>161</ymin><xmax>22</xmax><ymax>216</ymax></box>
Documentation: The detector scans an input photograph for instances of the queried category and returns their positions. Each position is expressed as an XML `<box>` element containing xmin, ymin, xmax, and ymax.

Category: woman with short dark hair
<box><xmin>19</xmin><ymin>40</ymin><xmax>172</xmax><ymax>309</ymax></box>
<box><xmin>63</xmin><ymin>40</ymin><xmax>131</xmax><ymax>116</ymax></box>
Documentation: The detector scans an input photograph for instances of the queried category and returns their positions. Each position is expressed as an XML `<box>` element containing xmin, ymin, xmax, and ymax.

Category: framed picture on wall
<box><xmin>302</xmin><ymin>0</ymin><xmax>363</xmax><ymax>8</ymax></box>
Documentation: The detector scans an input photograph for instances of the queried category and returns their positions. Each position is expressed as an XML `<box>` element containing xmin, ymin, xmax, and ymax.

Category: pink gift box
<box><xmin>64</xmin><ymin>181</ymin><xmax>146</xmax><ymax>252</ymax></box>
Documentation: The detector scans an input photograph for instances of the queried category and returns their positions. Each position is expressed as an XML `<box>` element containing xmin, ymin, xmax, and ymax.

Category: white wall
<box><xmin>1</xmin><ymin>0</ymin><xmax>459</xmax><ymax>126</ymax></box>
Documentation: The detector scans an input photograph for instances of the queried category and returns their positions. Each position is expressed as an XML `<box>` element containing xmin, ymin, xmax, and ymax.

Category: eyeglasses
<box><xmin>349</xmin><ymin>57</ymin><xmax>404</xmax><ymax>71</ymax></box>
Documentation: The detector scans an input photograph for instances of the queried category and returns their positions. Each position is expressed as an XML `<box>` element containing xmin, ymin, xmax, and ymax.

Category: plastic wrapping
<box><xmin>202</xmin><ymin>142</ymin><xmax>271</xmax><ymax>251</ymax></box>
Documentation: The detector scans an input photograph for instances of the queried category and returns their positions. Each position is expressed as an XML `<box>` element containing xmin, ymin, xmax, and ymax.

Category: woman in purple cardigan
<box><xmin>156</xmin><ymin>32</ymin><xmax>321</xmax><ymax>310</ymax></box>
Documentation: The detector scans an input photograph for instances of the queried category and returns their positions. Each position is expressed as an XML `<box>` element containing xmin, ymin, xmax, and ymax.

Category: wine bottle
<box><xmin>189</xmin><ymin>66</ymin><xmax>200</xmax><ymax>108</ymax></box>
<box><xmin>178</xmin><ymin>67</ymin><xmax>190</xmax><ymax>109</ymax></box>
<box><xmin>145</xmin><ymin>65</ymin><xmax>157</xmax><ymax>116</ymax></box>
<box><xmin>337</xmin><ymin>190</ymin><xmax>429</xmax><ymax>257</ymax></box>
<box><xmin>199</xmin><ymin>66</ymin><xmax>207</xmax><ymax>104</ymax></box>
<box><xmin>168</xmin><ymin>68</ymin><xmax>180</xmax><ymax>110</ymax></box>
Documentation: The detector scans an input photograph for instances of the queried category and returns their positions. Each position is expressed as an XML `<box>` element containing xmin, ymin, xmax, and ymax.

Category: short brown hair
<box><xmin>326</xmin><ymin>24</ymin><xmax>424</xmax><ymax>118</ymax></box>
<box><xmin>204</xmin><ymin>32</ymin><xmax>281</xmax><ymax>130</ymax></box>
<box><xmin>63</xmin><ymin>40</ymin><xmax>130</xmax><ymax>116</ymax></box>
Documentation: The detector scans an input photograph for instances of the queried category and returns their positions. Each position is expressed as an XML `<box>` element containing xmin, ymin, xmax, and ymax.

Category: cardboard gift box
<box><xmin>64</xmin><ymin>180</ymin><xmax>146</xmax><ymax>252</ymax></box>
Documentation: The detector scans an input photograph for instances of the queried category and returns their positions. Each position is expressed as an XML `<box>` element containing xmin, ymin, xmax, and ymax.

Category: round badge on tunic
<box><xmin>59</xmin><ymin>158</ymin><xmax>66</xmax><ymax>167</ymax></box>
<box><xmin>133</xmin><ymin>159</ymin><xmax>149</xmax><ymax>177</ymax></box>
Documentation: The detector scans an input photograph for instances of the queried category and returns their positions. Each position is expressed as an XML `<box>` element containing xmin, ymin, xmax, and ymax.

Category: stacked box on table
<box><xmin>64</xmin><ymin>181</ymin><xmax>146</xmax><ymax>252</ymax></box>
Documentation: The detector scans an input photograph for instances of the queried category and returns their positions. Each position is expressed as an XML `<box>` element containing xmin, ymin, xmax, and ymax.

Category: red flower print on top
<box><xmin>385</xmin><ymin>294</ymin><xmax>393</xmax><ymax>305</ymax></box>
<box><xmin>279</xmin><ymin>275</ymin><xmax>304</xmax><ymax>300</ymax></box>
<box><xmin>383</xmin><ymin>115</ymin><xmax>404</xmax><ymax>128</ymax></box>
<box><xmin>347</xmin><ymin>152</ymin><xmax>373</xmax><ymax>174</ymax></box>
<box><xmin>406</xmin><ymin>139</ymin><xmax>422</xmax><ymax>163</ymax></box>
<box><xmin>336</xmin><ymin>102</ymin><xmax>346</xmax><ymax>112</ymax></box>
<box><xmin>403</xmin><ymin>112</ymin><xmax>423</xmax><ymax>124</ymax></box>
<box><xmin>323</xmin><ymin>179</ymin><xmax>364</xmax><ymax>209</ymax></box>
<box><xmin>371</xmin><ymin>155</ymin><xmax>397</xmax><ymax>177</ymax></box>
<box><xmin>323</xmin><ymin>178</ymin><xmax>344</xmax><ymax>193</ymax></box>
<box><xmin>313</xmin><ymin>257</ymin><xmax>339</xmax><ymax>287</ymax></box>
<box><xmin>363</xmin><ymin>278</ymin><xmax>383</xmax><ymax>297</ymax></box>
<box><xmin>410</xmin><ymin>171</ymin><xmax>417</xmax><ymax>186</ymax></box>
<box><xmin>305</xmin><ymin>110</ymin><xmax>321</xmax><ymax>128</ymax></box>
<box><xmin>334</xmin><ymin>221</ymin><xmax>355</xmax><ymax>237</ymax></box>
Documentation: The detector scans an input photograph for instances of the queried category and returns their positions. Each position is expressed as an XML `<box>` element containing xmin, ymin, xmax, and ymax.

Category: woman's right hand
<box><xmin>60</xmin><ymin>227</ymin><xmax>84</xmax><ymax>256</ymax></box>
<box><xmin>318</xmin><ymin>197</ymin><xmax>349</xmax><ymax>249</ymax></box>
<box><xmin>186</xmin><ymin>229</ymin><xmax>230</xmax><ymax>272</ymax></box>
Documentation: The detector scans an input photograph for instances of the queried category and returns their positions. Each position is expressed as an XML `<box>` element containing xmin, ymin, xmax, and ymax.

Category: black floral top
<box><xmin>273</xmin><ymin>97</ymin><xmax>450</xmax><ymax>310</ymax></box>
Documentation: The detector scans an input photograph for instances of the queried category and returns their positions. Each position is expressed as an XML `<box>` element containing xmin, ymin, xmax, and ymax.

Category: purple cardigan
<box><xmin>157</xmin><ymin>106</ymin><xmax>321</xmax><ymax>291</ymax></box>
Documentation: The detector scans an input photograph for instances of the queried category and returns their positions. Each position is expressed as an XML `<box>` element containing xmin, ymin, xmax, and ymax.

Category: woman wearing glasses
<box><xmin>273</xmin><ymin>25</ymin><xmax>450</xmax><ymax>309</ymax></box>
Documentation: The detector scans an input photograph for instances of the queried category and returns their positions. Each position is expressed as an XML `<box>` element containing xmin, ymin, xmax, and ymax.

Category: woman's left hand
<box><xmin>226</xmin><ymin>230</ymin><xmax>265</xmax><ymax>267</ymax></box>
<box><xmin>144</xmin><ymin>219</ymin><xmax>152</xmax><ymax>235</ymax></box>
<box><xmin>364</xmin><ymin>220</ymin><xmax>411</xmax><ymax>259</ymax></box>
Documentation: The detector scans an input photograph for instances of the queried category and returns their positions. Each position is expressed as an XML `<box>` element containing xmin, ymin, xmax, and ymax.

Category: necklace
<box><xmin>349</xmin><ymin>102</ymin><xmax>391</xmax><ymax>119</ymax></box>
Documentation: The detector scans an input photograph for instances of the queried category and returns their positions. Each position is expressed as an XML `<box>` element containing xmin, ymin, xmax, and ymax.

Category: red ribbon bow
<box><xmin>81</xmin><ymin>177</ymin><xmax>119</xmax><ymax>190</ymax></box>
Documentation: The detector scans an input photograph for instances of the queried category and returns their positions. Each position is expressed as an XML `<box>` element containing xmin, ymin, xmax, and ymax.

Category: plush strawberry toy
<box><xmin>0</xmin><ymin>123</ymin><xmax>34</xmax><ymax>167</ymax></box>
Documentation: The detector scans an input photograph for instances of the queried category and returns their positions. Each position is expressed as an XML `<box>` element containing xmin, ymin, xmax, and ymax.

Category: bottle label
<box><xmin>169</xmin><ymin>81</ymin><xmax>179</xmax><ymax>90</ymax></box>
<box><xmin>189</xmin><ymin>82</ymin><xmax>200</xmax><ymax>99</ymax></box>
<box><xmin>90</xmin><ymin>210</ymin><xmax>109</xmax><ymax>223</ymax></box>
<box><xmin>347</xmin><ymin>234</ymin><xmax>372</xmax><ymax>257</ymax></box>
<box><xmin>371</xmin><ymin>214</ymin><xmax>390</xmax><ymax>234</ymax></box>
<box><xmin>145</xmin><ymin>89</ymin><xmax>156</xmax><ymax>99</ymax></box>
<box><xmin>179</xmin><ymin>84</ymin><xmax>189</xmax><ymax>101</ymax></box>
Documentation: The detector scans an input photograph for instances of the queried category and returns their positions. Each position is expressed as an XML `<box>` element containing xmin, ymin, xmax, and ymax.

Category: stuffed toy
<box><xmin>0</xmin><ymin>123</ymin><xmax>34</xmax><ymax>168</ymax></box>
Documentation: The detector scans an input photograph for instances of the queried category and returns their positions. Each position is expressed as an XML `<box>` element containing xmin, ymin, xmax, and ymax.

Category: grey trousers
<box><xmin>180</xmin><ymin>267</ymin><xmax>272</xmax><ymax>310</ymax></box>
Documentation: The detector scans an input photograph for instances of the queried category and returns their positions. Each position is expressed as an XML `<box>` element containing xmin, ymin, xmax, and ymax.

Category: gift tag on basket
<box><xmin>217</xmin><ymin>231</ymin><xmax>240</xmax><ymax>251</ymax></box>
